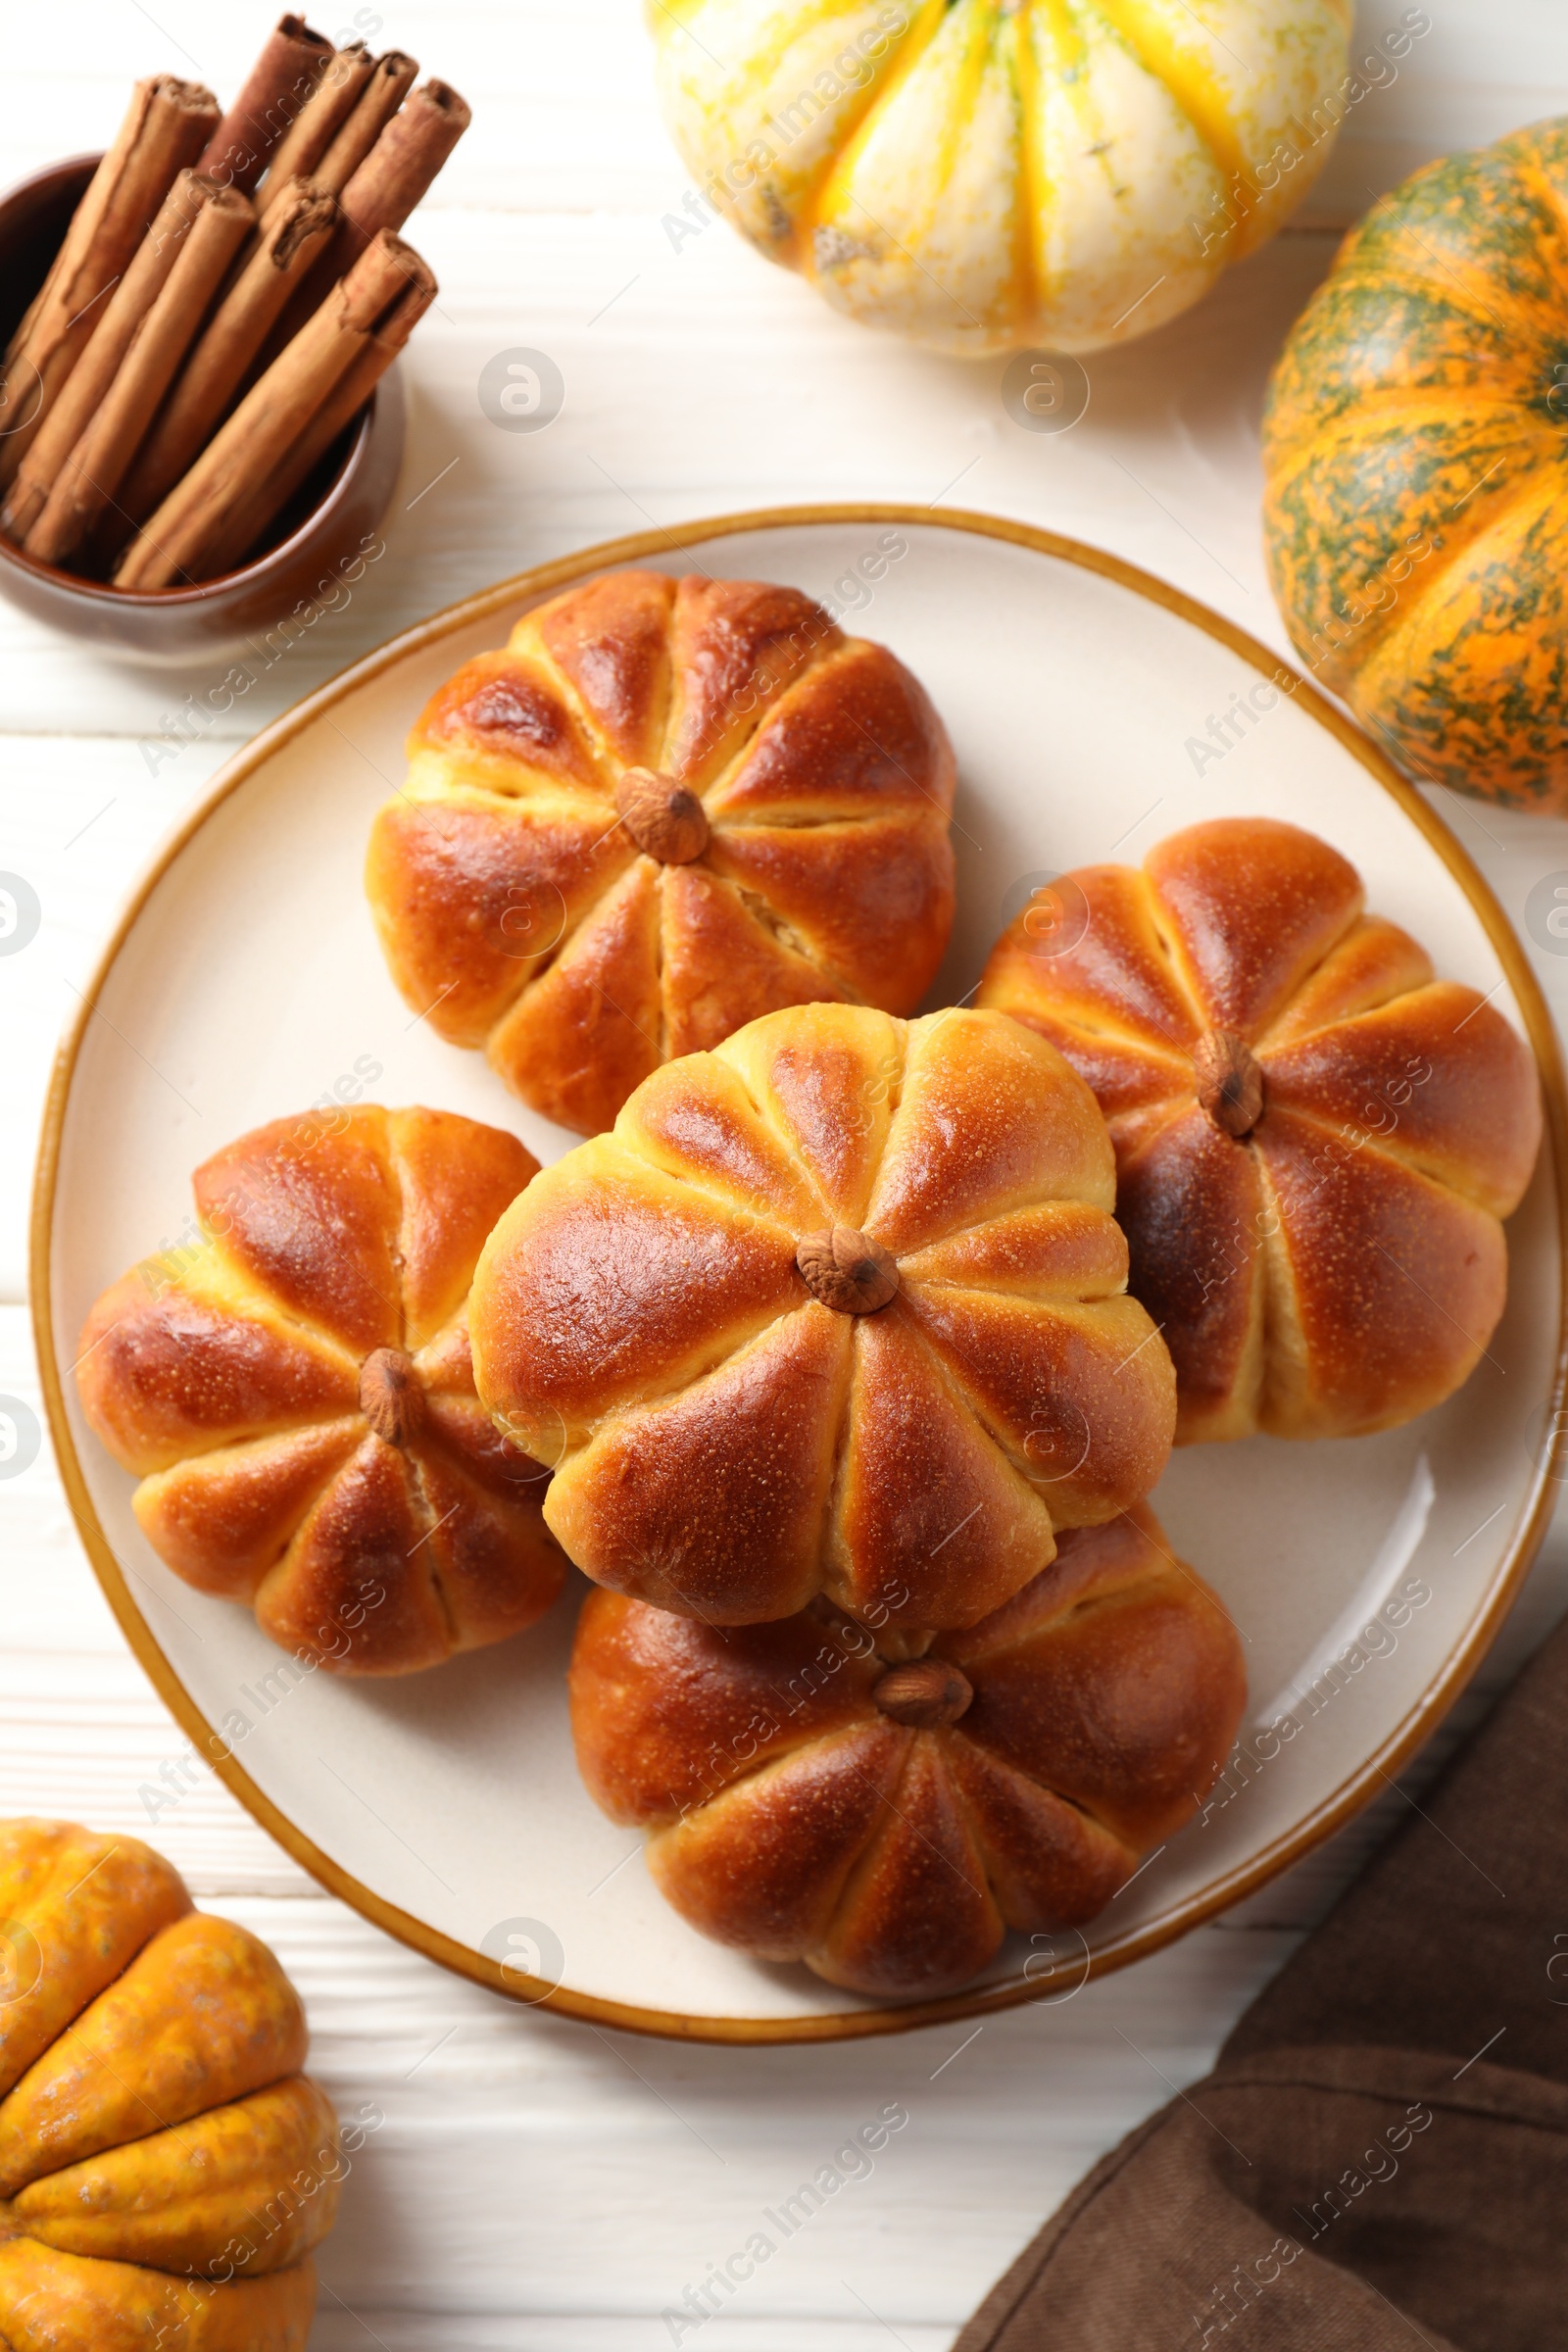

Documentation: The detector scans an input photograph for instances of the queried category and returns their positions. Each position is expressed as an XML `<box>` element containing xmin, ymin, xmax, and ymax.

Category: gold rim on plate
<box><xmin>31</xmin><ymin>504</ymin><xmax>1568</xmax><ymax>2043</ymax></box>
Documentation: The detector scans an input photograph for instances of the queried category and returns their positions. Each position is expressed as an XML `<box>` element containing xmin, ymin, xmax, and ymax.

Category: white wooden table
<box><xmin>7</xmin><ymin>7</ymin><xmax>1568</xmax><ymax>2344</ymax></box>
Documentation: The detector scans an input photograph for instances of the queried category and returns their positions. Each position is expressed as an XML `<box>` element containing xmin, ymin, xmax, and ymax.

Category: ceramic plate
<box><xmin>34</xmin><ymin>508</ymin><xmax>1568</xmax><ymax>2042</ymax></box>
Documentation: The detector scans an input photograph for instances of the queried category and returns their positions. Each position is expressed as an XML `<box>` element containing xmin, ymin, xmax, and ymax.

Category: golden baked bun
<box><xmin>980</xmin><ymin>817</ymin><xmax>1542</xmax><ymax>1443</ymax></box>
<box><xmin>569</xmin><ymin>1503</ymin><xmax>1245</xmax><ymax>2002</ymax></box>
<box><xmin>75</xmin><ymin>1106</ymin><xmax>564</xmax><ymax>1675</ymax></box>
<box><xmin>365</xmin><ymin>568</ymin><xmax>956</xmax><ymax>1137</ymax></box>
<box><xmin>470</xmin><ymin>1003</ymin><xmax>1176</xmax><ymax>1629</ymax></box>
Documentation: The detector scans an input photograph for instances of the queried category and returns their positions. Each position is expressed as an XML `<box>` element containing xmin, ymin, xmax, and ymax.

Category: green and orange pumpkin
<box><xmin>1264</xmin><ymin>118</ymin><xmax>1568</xmax><ymax>808</ymax></box>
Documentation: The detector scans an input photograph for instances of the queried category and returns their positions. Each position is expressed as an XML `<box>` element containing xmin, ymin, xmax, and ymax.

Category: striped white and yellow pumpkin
<box><xmin>649</xmin><ymin>0</ymin><xmax>1355</xmax><ymax>354</ymax></box>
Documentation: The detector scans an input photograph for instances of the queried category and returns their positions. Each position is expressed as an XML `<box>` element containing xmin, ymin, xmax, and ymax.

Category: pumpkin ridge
<box><xmin>1518</xmin><ymin>150</ymin><xmax>1568</xmax><ymax>308</ymax></box>
<box><xmin>1343</xmin><ymin>139</ymin><xmax>1559</xmax><ymax>337</ymax></box>
<box><xmin>1266</xmin><ymin>385</ymin><xmax>1557</xmax><ymax>471</ymax></box>
<box><xmin>405</xmin><ymin>1445</ymin><xmax>471</xmax><ymax>1651</ymax></box>
<box><xmin>899</xmin><ymin>3</ymin><xmax>994</xmax><ymax>250</ymax></box>
<box><xmin>1264</xmin><ymin>425</ymin><xmax>1547</xmax><ymax>697</ymax></box>
<box><xmin>363</xmin><ymin>1108</ymin><xmax>408</xmax><ymax>1353</ymax></box>
<box><xmin>489</xmin><ymin>856</ymin><xmax>662</xmax><ymax>1079</ymax></box>
<box><xmin>139</xmin><ymin>1252</ymin><xmax>369</xmax><ymax>1462</ymax></box>
<box><xmin>1200</xmin><ymin>884</ymin><xmax>1371</xmax><ymax>1056</ymax></box>
<box><xmin>611</xmin><ymin>1102</ymin><xmax>812</xmax><ymax>1244</ymax></box>
<box><xmin>1260</xmin><ymin>400</ymin><xmax>1555</xmax><ymax>655</ymax></box>
<box><xmin>400</xmin><ymin>746</ymin><xmax>619</xmax><ymax>813</ymax></box>
<box><xmin>1371</xmin><ymin>228</ymin><xmax>1516</xmax><ymax>341</ymax></box>
<box><xmin>1250</xmin><ymin>936</ymin><xmax>1430</xmax><ymax>1054</ymax></box>
<box><xmin>1217</xmin><ymin>1134</ymin><xmax>1274</xmax><ymax>1435</ymax></box>
<box><xmin>184</xmin><ymin>1249</ymin><xmax>370</xmax><ymax>1372</ymax></box>
<box><xmin>701</xmin><ymin>636</ymin><xmax>923</xmax><ymax>820</ymax></box>
<box><xmin>890</xmin><ymin>1200</ymin><xmax>1126</xmax><ymax>1302</ymax></box>
<box><xmin>681</xmin><ymin>1051</ymin><xmax>839</xmax><ymax>1228</ymax></box>
<box><xmin>1105</xmin><ymin>1092</ymin><xmax>1198</xmax><ymax>1166</ymax></box>
<box><xmin>886</xmin><ymin>1287</ymin><xmax>1078</xmax><ymax>1516</ymax></box>
<box><xmin>719</xmin><ymin>869</ymin><xmax>868</xmax><ymax>1003</ymax></box>
<box><xmin>656</xmin><ymin>594</ymin><xmax>841</xmax><ymax>796</ymax></box>
<box><xmin>584</xmin><ymin>1294</ymin><xmax>822</xmax><ymax>1464</ymax></box>
<box><xmin>1256</xmin><ymin>1094</ymin><xmax>1502</xmax><ymax>1219</ymax></box>
<box><xmin>1347</xmin><ymin>460</ymin><xmax>1567</xmax><ymax>724</ymax></box>
<box><xmin>495</xmin><ymin>792</ymin><xmax>662</xmax><ymax>1039</ymax></box>
<box><xmin>710</xmin><ymin>803</ymin><xmax>924</xmax><ymax>832</ymax></box>
<box><xmin>944</xmin><ymin>1719</ymin><xmax>1130</xmax><ymax>1869</ymax></box>
<box><xmin>798</xmin><ymin>0</ymin><xmax>961</xmax><ymax>264</ymax></box>
<box><xmin>650</xmin><ymin>856</ymin><xmax>670</xmax><ymax>1064</ymax></box>
<box><xmin>1090</xmin><ymin>0</ymin><xmax>1247</xmax><ymax>210</ymax></box>
<box><xmin>131</xmin><ymin>1419</ymin><xmax>367</xmax><ymax>1601</ymax></box>
<box><xmin>716</xmin><ymin>1012</ymin><xmax>905</xmax><ymax>1220</ymax></box>
<box><xmin>614</xmin><ymin>1125</ymin><xmax>809</xmax><ymax>1252</ymax></box>
<box><xmin>1009</xmin><ymin>1</ymin><xmax>1046</xmax><ymax>333</ymax></box>
<box><xmin>1015</xmin><ymin>992</ymin><xmax>1196</xmax><ymax>1069</ymax></box>
<box><xmin>506</xmin><ymin>613</ymin><xmax>662</xmax><ymax>791</ymax></box>
<box><xmin>664</xmin><ymin>1705</ymin><xmax>887</xmax><ymax>1839</ymax></box>
<box><xmin>814</xmin><ymin>1306</ymin><xmax>864</xmax><ymax>1614</ymax></box>
<box><xmin>184</xmin><ymin>1113</ymin><xmax>408</xmax><ymax>1367</ymax></box>
<box><xmin>1137</xmin><ymin>877</ymin><xmax>1232</xmax><ymax>1044</ymax></box>
<box><xmin>824</xmin><ymin>1719</ymin><xmax>987</xmax><ymax>1936</ymax></box>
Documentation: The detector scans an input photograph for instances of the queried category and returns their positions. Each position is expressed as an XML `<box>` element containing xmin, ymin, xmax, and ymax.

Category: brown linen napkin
<box><xmin>955</xmin><ymin>1612</ymin><xmax>1568</xmax><ymax>2352</ymax></box>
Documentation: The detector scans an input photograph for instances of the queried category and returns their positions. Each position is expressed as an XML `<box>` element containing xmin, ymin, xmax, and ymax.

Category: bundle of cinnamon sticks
<box><xmin>0</xmin><ymin>15</ymin><xmax>466</xmax><ymax>590</ymax></box>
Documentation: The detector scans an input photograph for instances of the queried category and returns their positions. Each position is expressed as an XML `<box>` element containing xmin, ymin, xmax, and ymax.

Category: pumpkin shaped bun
<box><xmin>569</xmin><ymin>1504</ymin><xmax>1246</xmax><ymax>2000</ymax></box>
<box><xmin>979</xmin><ymin>817</ymin><xmax>1542</xmax><ymax>1444</ymax></box>
<box><xmin>365</xmin><ymin>567</ymin><xmax>956</xmax><ymax>1137</ymax></box>
<box><xmin>470</xmin><ymin>1003</ymin><xmax>1177</xmax><ymax>1631</ymax></box>
<box><xmin>75</xmin><ymin>1105</ymin><xmax>564</xmax><ymax>1674</ymax></box>
<box><xmin>0</xmin><ymin>1819</ymin><xmax>338</xmax><ymax>2349</ymax></box>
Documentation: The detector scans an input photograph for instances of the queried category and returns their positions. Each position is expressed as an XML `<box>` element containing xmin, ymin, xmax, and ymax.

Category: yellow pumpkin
<box><xmin>1264</xmin><ymin>118</ymin><xmax>1568</xmax><ymax>808</ymax></box>
<box><xmin>0</xmin><ymin>1821</ymin><xmax>339</xmax><ymax>2351</ymax></box>
<box><xmin>648</xmin><ymin>0</ymin><xmax>1356</xmax><ymax>355</ymax></box>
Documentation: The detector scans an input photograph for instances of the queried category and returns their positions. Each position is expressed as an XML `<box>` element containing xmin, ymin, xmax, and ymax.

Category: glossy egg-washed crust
<box><xmin>470</xmin><ymin>1003</ymin><xmax>1176</xmax><ymax>1628</ymax></box>
<box><xmin>569</xmin><ymin>1502</ymin><xmax>1245</xmax><ymax>1999</ymax></box>
<box><xmin>74</xmin><ymin>1106</ymin><xmax>564</xmax><ymax>1674</ymax></box>
<box><xmin>0</xmin><ymin>1821</ymin><xmax>336</xmax><ymax>2349</ymax></box>
<box><xmin>365</xmin><ymin>568</ymin><xmax>956</xmax><ymax>1137</ymax></box>
<box><xmin>980</xmin><ymin>817</ymin><xmax>1542</xmax><ymax>1443</ymax></box>
<box><xmin>1264</xmin><ymin>118</ymin><xmax>1568</xmax><ymax>808</ymax></box>
<box><xmin>650</xmin><ymin>0</ymin><xmax>1352</xmax><ymax>356</ymax></box>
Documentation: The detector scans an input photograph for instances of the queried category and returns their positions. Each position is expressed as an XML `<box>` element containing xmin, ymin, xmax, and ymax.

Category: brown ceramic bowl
<box><xmin>0</xmin><ymin>155</ymin><xmax>406</xmax><ymax>662</ymax></box>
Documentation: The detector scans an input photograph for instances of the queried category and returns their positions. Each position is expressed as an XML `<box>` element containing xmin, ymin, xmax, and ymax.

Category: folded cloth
<box><xmin>954</xmin><ymin>1612</ymin><xmax>1568</xmax><ymax>2352</ymax></box>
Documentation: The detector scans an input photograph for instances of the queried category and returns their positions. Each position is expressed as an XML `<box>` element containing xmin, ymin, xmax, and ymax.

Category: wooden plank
<box><xmin>0</xmin><ymin>736</ymin><xmax>227</xmax><ymax>1300</ymax></box>
<box><xmin>3</xmin><ymin>1</ymin><xmax>673</xmax><ymax>217</ymax></box>
<box><xmin>167</xmin><ymin>1885</ymin><xmax>1298</xmax><ymax>2337</ymax></box>
<box><xmin>0</xmin><ymin>210</ymin><xmax>1340</xmax><ymax>747</ymax></box>
<box><xmin>6</xmin><ymin>1</ymin><xmax>1564</xmax><ymax>226</ymax></box>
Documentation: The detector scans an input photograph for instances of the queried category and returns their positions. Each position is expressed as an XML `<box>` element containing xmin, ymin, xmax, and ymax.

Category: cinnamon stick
<box><xmin>261</xmin><ymin>74</ymin><xmax>461</xmax><ymax>362</ymax></box>
<box><xmin>198</xmin><ymin>14</ymin><xmax>332</xmax><ymax>194</ymax></box>
<box><xmin>2</xmin><ymin>172</ymin><xmax>221</xmax><ymax>546</ymax></box>
<box><xmin>115</xmin><ymin>177</ymin><xmax>338</xmax><ymax>533</ymax></box>
<box><xmin>0</xmin><ymin>76</ymin><xmax>219</xmax><ymax>492</ymax></box>
<box><xmin>115</xmin><ymin>230</ymin><xmax>432</xmax><ymax>591</ymax></box>
<box><xmin>258</xmin><ymin>43</ymin><xmax>374</xmax><ymax>215</ymax></box>
<box><xmin>204</xmin><ymin>262</ymin><xmax>435</xmax><ymax>575</ymax></box>
<box><xmin>334</xmin><ymin>78</ymin><xmax>471</xmax><ymax>269</ymax></box>
<box><xmin>312</xmin><ymin>52</ymin><xmax>419</xmax><ymax>197</ymax></box>
<box><xmin>24</xmin><ymin>181</ymin><xmax>255</xmax><ymax>568</ymax></box>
